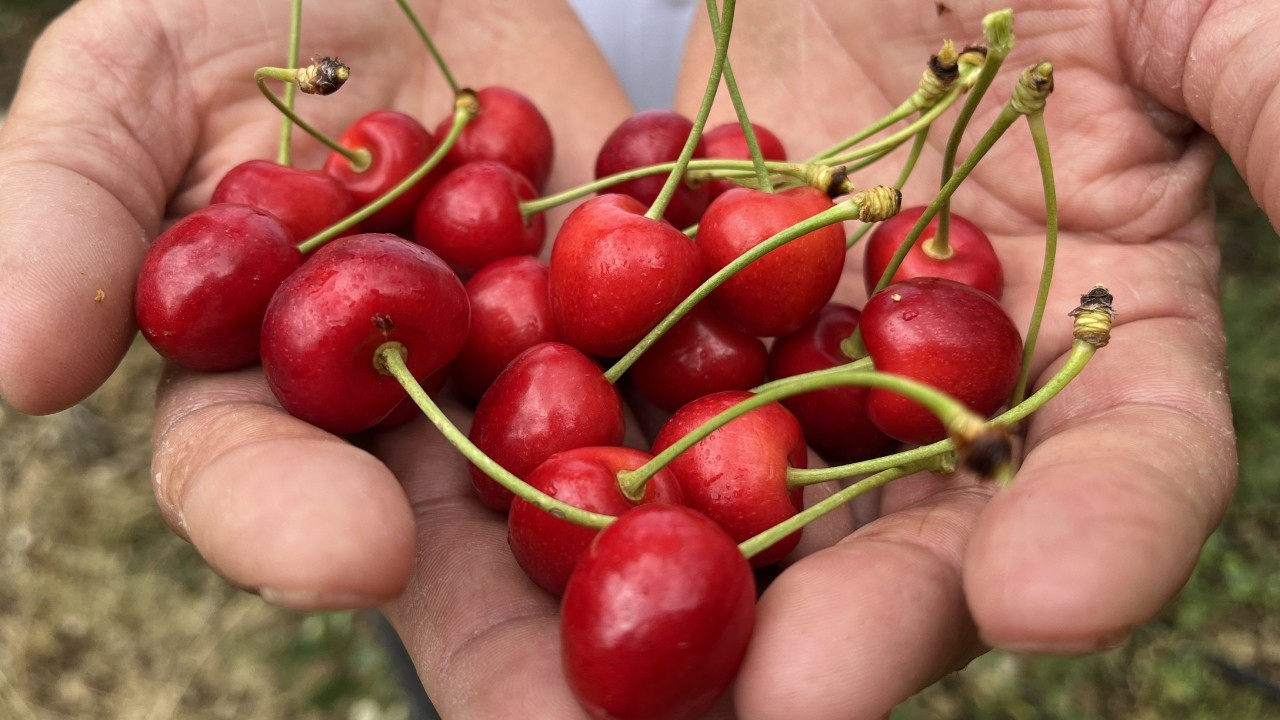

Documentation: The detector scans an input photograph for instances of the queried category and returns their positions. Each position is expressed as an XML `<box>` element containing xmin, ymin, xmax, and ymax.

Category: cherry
<box><xmin>697</xmin><ymin>185</ymin><xmax>845</xmax><ymax>337</ymax></box>
<box><xmin>452</xmin><ymin>255</ymin><xmax>559</xmax><ymax>403</ymax></box>
<box><xmin>549</xmin><ymin>194</ymin><xmax>704</xmax><ymax>358</ymax></box>
<box><xmin>561</xmin><ymin>503</ymin><xmax>755</xmax><ymax>720</ymax></box>
<box><xmin>211</xmin><ymin>159</ymin><xmax>358</xmax><ymax>242</ymax></box>
<box><xmin>651</xmin><ymin>390</ymin><xmax>806</xmax><ymax>567</ymax></box>
<box><xmin>412</xmin><ymin>160</ymin><xmax>545</xmax><ymax>276</ymax></box>
<box><xmin>629</xmin><ymin>303</ymin><xmax>767</xmax><ymax>412</ymax></box>
<box><xmin>135</xmin><ymin>204</ymin><xmax>301</xmax><ymax>372</ymax></box>
<box><xmin>768</xmin><ymin>304</ymin><xmax>898</xmax><ymax>464</ymax></box>
<box><xmin>701</xmin><ymin>121</ymin><xmax>787</xmax><ymax>200</ymax></box>
<box><xmin>863</xmin><ymin>205</ymin><xmax>1004</xmax><ymax>300</ymax></box>
<box><xmin>594</xmin><ymin>110</ymin><xmax>710</xmax><ymax>229</ymax></box>
<box><xmin>260</xmin><ymin>233</ymin><xmax>469</xmax><ymax>435</ymax></box>
<box><xmin>508</xmin><ymin>446</ymin><xmax>683</xmax><ymax>596</ymax></box>
<box><xmin>860</xmin><ymin>277</ymin><xmax>1022</xmax><ymax>444</ymax></box>
<box><xmin>434</xmin><ymin>86</ymin><xmax>555</xmax><ymax>191</ymax></box>
<box><xmin>468</xmin><ymin>342</ymin><xmax>624</xmax><ymax>511</ymax></box>
<box><xmin>323</xmin><ymin>110</ymin><xmax>441</xmax><ymax>232</ymax></box>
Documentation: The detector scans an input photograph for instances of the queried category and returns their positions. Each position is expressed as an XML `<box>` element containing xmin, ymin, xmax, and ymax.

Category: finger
<box><xmin>965</xmin><ymin>315</ymin><xmax>1236</xmax><ymax>651</ymax></box>
<box><xmin>152</xmin><ymin>366</ymin><xmax>416</xmax><ymax>610</ymax></box>
<box><xmin>0</xmin><ymin>2</ymin><xmax>196</xmax><ymax>413</ymax></box>
<box><xmin>736</xmin><ymin>478</ymin><xmax>990</xmax><ymax>720</ymax></box>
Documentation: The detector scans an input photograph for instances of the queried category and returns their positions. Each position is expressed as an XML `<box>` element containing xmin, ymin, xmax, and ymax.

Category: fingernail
<box><xmin>258</xmin><ymin>586</ymin><xmax>384</xmax><ymax>611</ymax></box>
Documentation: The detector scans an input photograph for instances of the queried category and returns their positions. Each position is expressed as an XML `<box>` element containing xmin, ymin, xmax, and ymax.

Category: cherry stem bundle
<box><xmin>706</xmin><ymin>0</ymin><xmax>771</xmax><ymax>191</ymax></box>
<box><xmin>255</xmin><ymin>62</ymin><xmax>371</xmax><ymax>170</ymax></box>
<box><xmin>276</xmin><ymin>0</ymin><xmax>304</xmax><ymax>166</ymax></box>
<box><xmin>395</xmin><ymin>0</ymin><xmax>459</xmax><ymax>95</ymax></box>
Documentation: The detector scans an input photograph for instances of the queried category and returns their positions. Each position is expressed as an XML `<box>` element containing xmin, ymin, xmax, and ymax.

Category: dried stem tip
<box><xmin>1011</xmin><ymin>62</ymin><xmax>1055</xmax><ymax>115</ymax></box>
<box><xmin>853</xmin><ymin>185</ymin><xmax>902</xmax><ymax>223</ymax></box>
<box><xmin>982</xmin><ymin>9</ymin><xmax>1015</xmax><ymax>57</ymax></box>
<box><xmin>454</xmin><ymin>88</ymin><xmax>481</xmax><ymax>118</ymax></box>
<box><xmin>951</xmin><ymin>421</ymin><xmax>1014</xmax><ymax>481</ymax></box>
<box><xmin>297</xmin><ymin>57</ymin><xmax>350</xmax><ymax>95</ymax></box>
<box><xmin>1068</xmin><ymin>285</ymin><xmax>1116</xmax><ymax>347</ymax></box>
<box><xmin>911</xmin><ymin>40</ymin><xmax>960</xmax><ymax>108</ymax></box>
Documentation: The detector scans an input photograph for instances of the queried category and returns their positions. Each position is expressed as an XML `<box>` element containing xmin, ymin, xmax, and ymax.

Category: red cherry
<box><xmin>212</xmin><ymin>159</ymin><xmax>358</xmax><ymax>241</ymax></box>
<box><xmin>434</xmin><ymin>86</ymin><xmax>554</xmax><ymax>191</ymax></box>
<box><xmin>702</xmin><ymin>121</ymin><xmax>788</xmax><ymax>200</ymax></box>
<box><xmin>323</xmin><ymin>110</ymin><xmax>441</xmax><ymax>232</ymax></box>
<box><xmin>629</xmin><ymin>303</ymin><xmax>767</xmax><ymax>411</ymax></box>
<box><xmin>651</xmin><ymin>390</ymin><xmax>806</xmax><ymax>567</ymax></box>
<box><xmin>412</xmin><ymin>161</ymin><xmax>545</xmax><ymax>276</ymax></box>
<box><xmin>863</xmin><ymin>206</ymin><xmax>1004</xmax><ymax>300</ymax></box>
<box><xmin>468</xmin><ymin>342</ymin><xmax>625</xmax><ymax>511</ymax></box>
<box><xmin>860</xmin><ymin>277</ymin><xmax>1022</xmax><ymax>444</ymax></box>
<box><xmin>697</xmin><ymin>186</ymin><xmax>845</xmax><ymax>337</ymax></box>
<box><xmin>452</xmin><ymin>256</ymin><xmax>559</xmax><ymax>402</ymax></box>
<box><xmin>135</xmin><ymin>204</ymin><xmax>301</xmax><ymax>372</ymax></box>
<box><xmin>508</xmin><ymin>446</ymin><xmax>683</xmax><ymax>596</ymax></box>
<box><xmin>594</xmin><ymin>110</ymin><xmax>709</xmax><ymax>229</ymax></box>
<box><xmin>261</xmin><ymin>233</ymin><xmax>469</xmax><ymax>435</ymax></box>
<box><xmin>549</xmin><ymin>194</ymin><xmax>705</xmax><ymax>358</ymax></box>
<box><xmin>562</xmin><ymin>503</ymin><xmax>755</xmax><ymax>720</ymax></box>
<box><xmin>768</xmin><ymin>304</ymin><xmax>898</xmax><ymax>464</ymax></box>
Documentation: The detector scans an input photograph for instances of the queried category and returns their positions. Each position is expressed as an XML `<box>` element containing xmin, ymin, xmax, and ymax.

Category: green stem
<box><xmin>378</xmin><ymin>343</ymin><xmax>613</xmax><ymax>529</ymax></box>
<box><xmin>395</xmin><ymin>0</ymin><xmax>459</xmax><ymax>95</ymax></box>
<box><xmin>706</xmin><ymin>0</ymin><xmax>770</xmax><ymax>191</ymax></box>
<box><xmin>845</xmin><ymin>126</ymin><xmax>929</xmax><ymax>250</ymax></box>
<box><xmin>276</xmin><ymin>0</ymin><xmax>303</xmax><ymax>166</ymax></box>
<box><xmin>646</xmin><ymin>0</ymin><xmax>736</xmax><ymax>221</ymax></box>
<box><xmin>751</xmin><ymin>355</ymin><xmax>874</xmax><ymax>394</ymax></box>
<box><xmin>787</xmin><ymin>338</ymin><xmax>1098</xmax><ymax>486</ymax></box>
<box><xmin>822</xmin><ymin>84</ymin><xmax>963</xmax><ymax>166</ymax></box>
<box><xmin>296</xmin><ymin>93</ymin><xmax>474</xmax><ymax>254</ymax></box>
<box><xmin>1010</xmin><ymin>110</ymin><xmax>1058</xmax><ymax>406</ymax></box>
<box><xmin>255</xmin><ymin>67</ymin><xmax>370</xmax><ymax>170</ymax></box>
<box><xmin>809</xmin><ymin>98</ymin><xmax>917</xmax><ymax>163</ymax></box>
<box><xmin>740</xmin><ymin>457</ymin><xmax>941</xmax><ymax>559</ymax></box>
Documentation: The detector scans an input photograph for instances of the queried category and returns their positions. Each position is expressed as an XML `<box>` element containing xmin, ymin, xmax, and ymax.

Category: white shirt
<box><xmin>566</xmin><ymin>0</ymin><xmax>699</xmax><ymax>110</ymax></box>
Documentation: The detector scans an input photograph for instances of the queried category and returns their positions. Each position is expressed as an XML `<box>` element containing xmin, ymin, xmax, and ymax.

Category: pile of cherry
<box><xmin>129</xmin><ymin>5</ymin><xmax>1102</xmax><ymax>718</ymax></box>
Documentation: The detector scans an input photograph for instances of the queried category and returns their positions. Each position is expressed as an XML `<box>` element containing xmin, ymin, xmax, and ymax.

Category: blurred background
<box><xmin>1</xmin><ymin>2</ymin><xmax>1277</xmax><ymax>718</ymax></box>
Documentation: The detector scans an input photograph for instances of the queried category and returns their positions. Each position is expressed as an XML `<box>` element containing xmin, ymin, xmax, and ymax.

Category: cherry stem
<box><xmin>377</xmin><ymin>343</ymin><xmax>614</xmax><ymax>529</ymax></box>
<box><xmin>741</xmin><ymin>456</ymin><xmax>943</xmax><ymax>560</ymax></box>
<box><xmin>616</xmin><ymin>364</ymin><xmax>987</xmax><ymax>502</ymax></box>
<box><xmin>604</xmin><ymin>186</ymin><xmax>900</xmax><ymax>385</ymax></box>
<box><xmin>820</xmin><ymin>83</ymin><xmax>964</xmax><ymax>166</ymax></box>
<box><xmin>935</xmin><ymin>9</ymin><xmax>1014</xmax><ymax>259</ymax></box>
<box><xmin>705</xmin><ymin>0</ymin><xmax>770</xmax><ymax>192</ymax></box>
<box><xmin>394</xmin><ymin>0</ymin><xmax>459</xmax><ymax>95</ymax></box>
<box><xmin>296</xmin><ymin>90</ymin><xmax>476</xmax><ymax>254</ymax></box>
<box><xmin>846</xmin><ymin>126</ymin><xmax>929</xmax><ymax>250</ymax></box>
<box><xmin>645</xmin><ymin>0</ymin><xmax>736</xmax><ymax>221</ymax></box>
<box><xmin>276</xmin><ymin>0</ymin><xmax>304</xmax><ymax>167</ymax></box>
<box><xmin>751</xmin><ymin>355</ymin><xmax>874</xmax><ymax>394</ymax></box>
<box><xmin>255</xmin><ymin>64</ymin><xmax>370</xmax><ymax>170</ymax></box>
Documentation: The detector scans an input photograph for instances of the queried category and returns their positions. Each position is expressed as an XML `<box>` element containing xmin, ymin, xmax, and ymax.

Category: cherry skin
<box><xmin>629</xmin><ymin>303</ymin><xmax>767</xmax><ymax>412</ymax></box>
<box><xmin>701</xmin><ymin>121</ymin><xmax>788</xmax><ymax>200</ymax></box>
<box><xmin>860</xmin><ymin>277</ymin><xmax>1023</xmax><ymax>444</ymax></box>
<box><xmin>323</xmin><ymin>110</ymin><xmax>441</xmax><ymax>233</ymax></box>
<box><xmin>434</xmin><ymin>86</ymin><xmax>555</xmax><ymax>191</ymax></box>
<box><xmin>651</xmin><ymin>390</ymin><xmax>807</xmax><ymax>567</ymax></box>
<box><xmin>135</xmin><ymin>203</ymin><xmax>301</xmax><ymax>372</ymax></box>
<box><xmin>549</xmin><ymin>193</ymin><xmax>705</xmax><ymax>358</ymax></box>
<box><xmin>561</xmin><ymin>503</ymin><xmax>755</xmax><ymax>720</ymax></box>
<box><xmin>508</xmin><ymin>446</ymin><xmax>683</xmax><ymax>596</ymax></box>
<box><xmin>697</xmin><ymin>185</ymin><xmax>845</xmax><ymax>337</ymax></box>
<box><xmin>594</xmin><ymin>110</ymin><xmax>709</xmax><ymax>229</ymax></box>
<box><xmin>768</xmin><ymin>303</ymin><xmax>898</xmax><ymax>464</ymax></box>
<box><xmin>412</xmin><ymin>160</ymin><xmax>545</xmax><ymax>276</ymax></box>
<box><xmin>452</xmin><ymin>255</ymin><xmax>559</xmax><ymax>403</ymax></box>
<box><xmin>863</xmin><ymin>205</ymin><xmax>1004</xmax><ymax>300</ymax></box>
<box><xmin>260</xmin><ymin>233</ymin><xmax>469</xmax><ymax>435</ymax></box>
<box><xmin>468</xmin><ymin>342</ymin><xmax>625</xmax><ymax>511</ymax></box>
<box><xmin>211</xmin><ymin>159</ymin><xmax>358</xmax><ymax>242</ymax></box>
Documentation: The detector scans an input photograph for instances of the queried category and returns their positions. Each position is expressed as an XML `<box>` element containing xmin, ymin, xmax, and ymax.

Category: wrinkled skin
<box><xmin>0</xmin><ymin>1</ymin><xmax>1259</xmax><ymax>718</ymax></box>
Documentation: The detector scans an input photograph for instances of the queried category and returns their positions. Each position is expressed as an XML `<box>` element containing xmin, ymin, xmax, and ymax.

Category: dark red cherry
<box><xmin>412</xmin><ymin>160</ymin><xmax>545</xmax><ymax>276</ymax></box>
<box><xmin>323</xmin><ymin>110</ymin><xmax>441</xmax><ymax>232</ymax></box>
<box><xmin>702</xmin><ymin>121</ymin><xmax>788</xmax><ymax>200</ymax></box>
<box><xmin>549</xmin><ymin>193</ymin><xmax>705</xmax><ymax>358</ymax></box>
<box><xmin>508</xmin><ymin>446</ymin><xmax>683</xmax><ymax>596</ymax></box>
<box><xmin>135</xmin><ymin>204</ymin><xmax>301</xmax><ymax>372</ymax></box>
<box><xmin>697</xmin><ymin>186</ymin><xmax>845</xmax><ymax>337</ymax></box>
<box><xmin>260</xmin><ymin>233</ymin><xmax>469</xmax><ymax>435</ymax></box>
<box><xmin>860</xmin><ymin>277</ymin><xmax>1022</xmax><ymax>444</ymax></box>
<box><xmin>468</xmin><ymin>342</ymin><xmax>624</xmax><ymax>511</ymax></box>
<box><xmin>629</xmin><ymin>303</ymin><xmax>767</xmax><ymax>411</ymax></box>
<box><xmin>768</xmin><ymin>304</ymin><xmax>898</xmax><ymax>464</ymax></box>
<box><xmin>562</xmin><ymin>503</ymin><xmax>755</xmax><ymax>720</ymax></box>
<box><xmin>651</xmin><ymin>390</ymin><xmax>806</xmax><ymax>567</ymax></box>
<box><xmin>594</xmin><ymin>110</ymin><xmax>709</xmax><ymax>229</ymax></box>
<box><xmin>435</xmin><ymin>86</ymin><xmax>555</xmax><ymax>191</ymax></box>
<box><xmin>863</xmin><ymin>206</ymin><xmax>1004</xmax><ymax>300</ymax></box>
<box><xmin>212</xmin><ymin>159</ymin><xmax>358</xmax><ymax>242</ymax></box>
